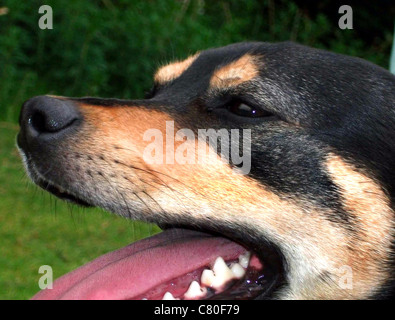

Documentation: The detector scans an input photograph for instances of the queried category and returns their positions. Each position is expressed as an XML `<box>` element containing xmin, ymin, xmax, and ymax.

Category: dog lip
<box><xmin>41</xmin><ymin>182</ymin><xmax>92</xmax><ymax>207</ymax></box>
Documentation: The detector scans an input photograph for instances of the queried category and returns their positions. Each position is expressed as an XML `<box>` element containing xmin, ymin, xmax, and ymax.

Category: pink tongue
<box><xmin>32</xmin><ymin>229</ymin><xmax>246</xmax><ymax>300</ymax></box>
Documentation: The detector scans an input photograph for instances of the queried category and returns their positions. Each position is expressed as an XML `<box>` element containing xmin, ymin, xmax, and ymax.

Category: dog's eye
<box><xmin>227</xmin><ymin>101</ymin><xmax>272</xmax><ymax>118</ymax></box>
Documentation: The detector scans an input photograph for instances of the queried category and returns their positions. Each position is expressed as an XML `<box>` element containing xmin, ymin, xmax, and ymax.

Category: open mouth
<box><xmin>33</xmin><ymin>228</ymin><xmax>283</xmax><ymax>300</ymax></box>
<box><xmin>22</xmin><ymin>157</ymin><xmax>284</xmax><ymax>300</ymax></box>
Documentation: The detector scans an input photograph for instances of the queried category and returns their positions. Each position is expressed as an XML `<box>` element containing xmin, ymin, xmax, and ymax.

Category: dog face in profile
<box><xmin>17</xmin><ymin>42</ymin><xmax>395</xmax><ymax>300</ymax></box>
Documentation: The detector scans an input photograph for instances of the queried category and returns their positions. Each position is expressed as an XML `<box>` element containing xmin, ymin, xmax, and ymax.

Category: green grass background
<box><xmin>0</xmin><ymin>122</ymin><xmax>159</xmax><ymax>299</ymax></box>
<box><xmin>0</xmin><ymin>0</ymin><xmax>394</xmax><ymax>300</ymax></box>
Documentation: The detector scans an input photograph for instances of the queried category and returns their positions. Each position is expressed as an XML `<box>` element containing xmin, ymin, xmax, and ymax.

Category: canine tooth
<box><xmin>238</xmin><ymin>252</ymin><xmax>251</xmax><ymax>269</ymax></box>
<box><xmin>184</xmin><ymin>281</ymin><xmax>207</xmax><ymax>299</ymax></box>
<box><xmin>213</xmin><ymin>257</ymin><xmax>234</xmax><ymax>276</ymax></box>
<box><xmin>210</xmin><ymin>257</ymin><xmax>235</xmax><ymax>288</ymax></box>
<box><xmin>231</xmin><ymin>263</ymin><xmax>245</xmax><ymax>278</ymax></box>
<box><xmin>162</xmin><ymin>292</ymin><xmax>177</xmax><ymax>300</ymax></box>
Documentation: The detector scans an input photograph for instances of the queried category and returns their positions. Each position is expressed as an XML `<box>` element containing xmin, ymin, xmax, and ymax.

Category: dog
<box><xmin>17</xmin><ymin>42</ymin><xmax>395</xmax><ymax>300</ymax></box>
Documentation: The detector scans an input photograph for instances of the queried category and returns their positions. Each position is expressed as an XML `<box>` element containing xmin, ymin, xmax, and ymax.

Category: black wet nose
<box><xmin>18</xmin><ymin>96</ymin><xmax>81</xmax><ymax>149</ymax></box>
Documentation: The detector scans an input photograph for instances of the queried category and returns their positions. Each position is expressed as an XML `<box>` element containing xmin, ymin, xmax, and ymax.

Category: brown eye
<box><xmin>228</xmin><ymin>102</ymin><xmax>272</xmax><ymax>118</ymax></box>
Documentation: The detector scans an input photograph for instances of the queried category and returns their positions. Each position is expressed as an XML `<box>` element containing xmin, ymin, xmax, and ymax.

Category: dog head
<box><xmin>18</xmin><ymin>42</ymin><xmax>395</xmax><ymax>299</ymax></box>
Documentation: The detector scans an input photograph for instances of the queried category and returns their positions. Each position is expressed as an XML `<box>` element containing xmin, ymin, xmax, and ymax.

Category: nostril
<box><xmin>30</xmin><ymin>109</ymin><xmax>77</xmax><ymax>134</ymax></box>
<box><xmin>30</xmin><ymin>111</ymin><xmax>47</xmax><ymax>133</ymax></box>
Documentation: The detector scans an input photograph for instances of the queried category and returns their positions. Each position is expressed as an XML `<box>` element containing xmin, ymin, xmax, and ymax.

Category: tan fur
<box><xmin>323</xmin><ymin>154</ymin><xmax>394</xmax><ymax>298</ymax></box>
<box><xmin>65</xmin><ymin>103</ymin><xmax>394</xmax><ymax>299</ymax></box>
<box><xmin>210</xmin><ymin>54</ymin><xmax>261</xmax><ymax>89</ymax></box>
<box><xmin>154</xmin><ymin>53</ymin><xmax>200</xmax><ymax>84</ymax></box>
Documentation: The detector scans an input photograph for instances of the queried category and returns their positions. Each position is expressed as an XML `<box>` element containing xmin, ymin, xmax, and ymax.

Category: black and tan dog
<box><xmin>17</xmin><ymin>42</ymin><xmax>395</xmax><ymax>300</ymax></box>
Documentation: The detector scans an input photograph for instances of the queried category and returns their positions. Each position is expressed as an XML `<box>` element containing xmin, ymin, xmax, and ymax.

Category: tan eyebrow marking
<box><xmin>210</xmin><ymin>54</ymin><xmax>261</xmax><ymax>89</ymax></box>
<box><xmin>154</xmin><ymin>53</ymin><xmax>200</xmax><ymax>84</ymax></box>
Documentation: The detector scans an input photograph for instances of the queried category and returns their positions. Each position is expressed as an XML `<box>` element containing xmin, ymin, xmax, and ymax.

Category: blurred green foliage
<box><xmin>0</xmin><ymin>0</ymin><xmax>394</xmax><ymax>122</ymax></box>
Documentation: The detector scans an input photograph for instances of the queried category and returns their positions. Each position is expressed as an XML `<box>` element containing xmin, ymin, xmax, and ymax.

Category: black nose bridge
<box><xmin>18</xmin><ymin>95</ymin><xmax>81</xmax><ymax>150</ymax></box>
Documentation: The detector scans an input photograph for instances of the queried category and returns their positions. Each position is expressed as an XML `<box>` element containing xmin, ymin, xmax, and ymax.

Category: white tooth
<box><xmin>162</xmin><ymin>292</ymin><xmax>177</xmax><ymax>300</ymax></box>
<box><xmin>202</xmin><ymin>257</ymin><xmax>241</xmax><ymax>289</ymax></box>
<box><xmin>231</xmin><ymin>263</ymin><xmax>246</xmax><ymax>279</ymax></box>
<box><xmin>184</xmin><ymin>281</ymin><xmax>207</xmax><ymax>299</ymax></box>
<box><xmin>238</xmin><ymin>251</ymin><xmax>251</xmax><ymax>269</ymax></box>
<box><xmin>213</xmin><ymin>257</ymin><xmax>234</xmax><ymax>277</ymax></box>
<box><xmin>211</xmin><ymin>257</ymin><xmax>235</xmax><ymax>288</ymax></box>
<box><xmin>201</xmin><ymin>269</ymin><xmax>216</xmax><ymax>287</ymax></box>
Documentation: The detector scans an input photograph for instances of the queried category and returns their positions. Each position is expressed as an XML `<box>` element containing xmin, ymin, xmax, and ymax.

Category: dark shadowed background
<box><xmin>0</xmin><ymin>0</ymin><xmax>394</xmax><ymax>299</ymax></box>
